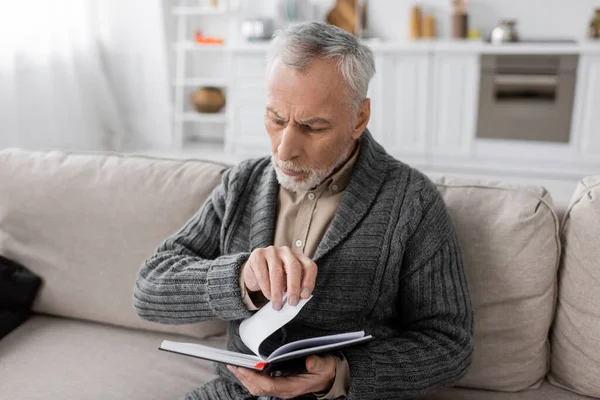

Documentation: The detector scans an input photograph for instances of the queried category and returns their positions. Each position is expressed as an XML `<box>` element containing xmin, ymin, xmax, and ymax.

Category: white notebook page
<box><xmin>239</xmin><ymin>294</ymin><xmax>312</xmax><ymax>358</ymax></box>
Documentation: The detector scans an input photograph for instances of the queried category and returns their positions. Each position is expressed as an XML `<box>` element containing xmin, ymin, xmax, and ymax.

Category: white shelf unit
<box><xmin>174</xmin><ymin>41</ymin><xmax>228</xmax><ymax>52</ymax></box>
<box><xmin>173</xmin><ymin>77</ymin><xmax>229</xmax><ymax>87</ymax></box>
<box><xmin>172</xmin><ymin>5</ymin><xmax>229</xmax><ymax>15</ymax></box>
<box><xmin>178</xmin><ymin>111</ymin><xmax>228</xmax><ymax>123</ymax></box>
<box><xmin>171</xmin><ymin>0</ymin><xmax>238</xmax><ymax>149</ymax></box>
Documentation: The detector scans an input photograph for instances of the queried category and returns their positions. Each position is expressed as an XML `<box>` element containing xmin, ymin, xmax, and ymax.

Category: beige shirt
<box><xmin>239</xmin><ymin>143</ymin><xmax>359</xmax><ymax>399</ymax></box>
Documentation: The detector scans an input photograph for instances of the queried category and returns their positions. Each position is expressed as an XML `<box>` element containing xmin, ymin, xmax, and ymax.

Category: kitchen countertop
<box><xmin>229</xmin><ymin>38</ymin><xmax>600</xmax><ymax>55</ymax></box>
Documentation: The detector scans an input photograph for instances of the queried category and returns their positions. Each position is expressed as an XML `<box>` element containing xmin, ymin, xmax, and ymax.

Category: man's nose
<box><xmin>277</xmin><ymin>126</ymin><xmax>302</xmax><ymax>162</ymax></box>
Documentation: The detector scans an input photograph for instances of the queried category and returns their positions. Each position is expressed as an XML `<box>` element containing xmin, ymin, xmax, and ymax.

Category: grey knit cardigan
<box><xmin>133</xmin><ymin>130</ymin><xmax>474</xmax><ymax>400</ymax></box>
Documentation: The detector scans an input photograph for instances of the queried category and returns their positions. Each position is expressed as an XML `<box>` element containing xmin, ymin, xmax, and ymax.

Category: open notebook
<box><xmin>159</xmin><ymin>295</ymin><xmax>373</xmax><ymax>373</ymax></box>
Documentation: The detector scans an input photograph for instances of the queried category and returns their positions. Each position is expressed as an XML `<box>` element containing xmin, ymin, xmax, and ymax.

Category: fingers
<box><xmin>245</xmin><ymin>246</ymin><xmax>318</xmax><ymax>309</ymax></box>
<box><xmin>295</xmin><ymin>251</ymin><xmax>318</xmax><ymax>299</ymax></box>
<box><xmin>228</xmin><ymin>366</ymin><xmax>282</xmax><ymax>397</ymax></box>
<box><xmin>241</xmin><ymin>261</ymin><xmax>259</xmax><ymax>293</ymax></box>
<box><xmin>305</xmin><ymin>355</ymin><xmax>337</xmax><ymax>393</ymax></box>
<box><xmin>279</xmin><ymin>247</ymin><xmax>303</xmax><ymax>306</ymax></box>
<box><xmin>227</xmin><ymin>365</ymin><xmax>318</xmax><ymax>398</ymax></box>
<box><xmin>266</xmin><ymin>250</ymin><xmax>285</xmax><ymax>311</ymax></box>
<box><xmin>249</xmin><ymin>249</ymin><xmax>271</xmax><ymax>300</ymax></box>
<box><xmin>305</xmin><ymin>355</ymin><xmax>329</xmax><ymax>373</ymax></box>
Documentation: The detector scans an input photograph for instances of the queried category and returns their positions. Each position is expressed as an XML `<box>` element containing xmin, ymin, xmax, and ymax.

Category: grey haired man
<box><xmin>134</xmin><ymin>21</ymin><xmax>473</xmax><ymax>400</ymax></box>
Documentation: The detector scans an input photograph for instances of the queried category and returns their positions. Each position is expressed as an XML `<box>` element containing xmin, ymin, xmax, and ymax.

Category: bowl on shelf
<box><xmin>191</xmin><ymin>87</ymin><xmax>226</xmax><ymax>113</ymax></box>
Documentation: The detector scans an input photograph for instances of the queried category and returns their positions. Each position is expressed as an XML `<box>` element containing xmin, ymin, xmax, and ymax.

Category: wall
<box><xmin>161</xmin><ymin>0</ymin><xmax>598</xmax><ymax>147</ymax></box>
<box><xmin>164</xmin><ymin>0</ymin><xmax>599</xmax><ymax>41</ymax></box>
<box><xmin>363</xmin><ymin>0</ymin><xmax>598</xmax><ymax>41</ymax></box>
<box><xmin>163</xmin><ymin>0</ymin><xmax>599</xmax><ymax>85</ymax></box>
<box><xmin>241</xmin><ymin>0</ymin><xmax>599</xmax><ymax>41</ymax></box>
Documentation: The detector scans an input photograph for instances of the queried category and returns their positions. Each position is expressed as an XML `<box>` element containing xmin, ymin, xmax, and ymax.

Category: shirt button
<box><xmin>295</xmin><ymin>240</ymin><xmax>303</xmax><ymax>248</ymax></box>
<box><xmin>332</xmin><ymin>185</ymin><xmax>339</xmax><ymax>192</ymax></box>
<box><xmin>307</xmin><ymin>193</ymin><xmax>315</xmax><ymax>200</ymax></box>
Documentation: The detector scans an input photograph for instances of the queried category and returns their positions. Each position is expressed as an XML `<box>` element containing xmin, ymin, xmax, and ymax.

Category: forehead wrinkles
<box><xmin>267</xmin><ymin>59</ymin><xmax>345</xmax><ymax>105</ymax></box>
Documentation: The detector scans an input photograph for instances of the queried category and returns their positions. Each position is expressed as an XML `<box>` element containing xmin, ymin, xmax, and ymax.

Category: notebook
<box><xmin>159</xmin><ymin>294</ymin><xmax>373</xmax><ymax>373</ymax></box>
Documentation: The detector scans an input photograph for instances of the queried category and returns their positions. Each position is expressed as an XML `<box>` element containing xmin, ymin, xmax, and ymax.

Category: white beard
<box><xmin>272</xmin><ymin>145</ymin><xmax>352</xmax><ymax>193</ymax></box>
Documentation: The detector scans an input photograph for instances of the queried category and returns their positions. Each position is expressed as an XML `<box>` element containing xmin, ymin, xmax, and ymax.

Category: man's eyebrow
<box><xmin>267</xmin><ymin>107</ymin><xmax>330</xmax><ymax>126</ymax></box>
<box><xmin>266</xmin><ymin>107</ymin><xmax>285</xmax><ymax>120</ymax></box>
<box><xmin>298</xmin><ymin>117</ymin><xmax>331</xmax><ymax>126</ymax></box>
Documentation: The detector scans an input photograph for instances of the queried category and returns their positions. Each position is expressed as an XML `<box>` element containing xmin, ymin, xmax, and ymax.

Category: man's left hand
<box><xmin>227</xmin><ymin>354</ymin><xmax>336</xmax><ymax>398</ymax></box>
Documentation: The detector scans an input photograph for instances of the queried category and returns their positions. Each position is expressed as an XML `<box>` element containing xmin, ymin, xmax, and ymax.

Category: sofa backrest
<box><xmin>549</xmin><ymin>175</ymin><xmax>600</xmax><ymax>398</ymax></box>
<box><xmin>4</xmin><ymin>148</ymin><xmax>591</xmax><ymax>394</ymax></box>
<box><xmin>436</xmin><ymin>177</ymin><xmax>560</xmax><ymax>392</ymax></box>
<box><xmin>0</xmin><ymin>148</ymin><xmax>228</xmax><ymax>339</ymax></box>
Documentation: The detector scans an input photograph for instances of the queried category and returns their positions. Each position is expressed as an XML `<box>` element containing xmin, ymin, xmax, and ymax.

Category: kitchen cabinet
<box><xmin>230</xmin><ymin>89</ymin><xmax>269</xmax><ymax>152</ymax></box>
<box><xmin>224</xmin><ymin>42</ymin><xmax>598</xmax><ymax>178</ymax></box>
<box><xmin>430</xmin><ymin>53</ymin><xmax>480</xmax><ymax>156</ymax></box>
<box><xmin>373</xmin><ymin>53</ymin><xmax>430</xmax><ymax>156</ymax></box>
<box><xmin>572</xmin><ymin>55</ymin><xmax>600</xmax><ymax>159</ymax></box>
<box><xmin>227</xmin><ymin>51</ymin><xmax>270</xmax><ymax>156</ymax></box>
<box><xmin>364</xmin><ymin>55</ymin><xmax>384</xmax><ymax>144</ymax></box>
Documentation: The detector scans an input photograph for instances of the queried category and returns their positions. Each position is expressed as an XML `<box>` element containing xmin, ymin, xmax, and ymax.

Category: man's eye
<box><xmin>301</xmin><ymin>125</ymin><xmax>325</xmax><ymax>133</ymax></box>
<box><xmin>273</xmin><ymin>119</ymin><xmax>285</xmax><ymax>126</ymax></box>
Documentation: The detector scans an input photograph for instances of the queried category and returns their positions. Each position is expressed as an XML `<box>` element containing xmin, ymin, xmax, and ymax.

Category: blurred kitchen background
<box><xmin>1</xmin><ymin>0</ymin><xmax>599</xmax><ymax>207</ymax></box>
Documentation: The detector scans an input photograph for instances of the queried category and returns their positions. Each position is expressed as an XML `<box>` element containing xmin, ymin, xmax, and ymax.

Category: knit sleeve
<box><xmin>342</xmin><ymin>182</ymin><xmax>474</xmax><ymax>399</ymax></box>
<box><xmin>132</xmin><ymin>167</ymin><xmax>253</xmax><ymax>323</ymax></box>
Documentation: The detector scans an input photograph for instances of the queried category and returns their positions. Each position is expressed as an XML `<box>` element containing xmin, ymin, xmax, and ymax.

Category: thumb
<box><xmin>242</xmin><ymin>261</ymin><xmax>259</xmax><ymax>292</ymax></box>
<box><xmin>305</xmin><ymin>355</ymin><xmax>325</xmax><ymax>372</ymax></box>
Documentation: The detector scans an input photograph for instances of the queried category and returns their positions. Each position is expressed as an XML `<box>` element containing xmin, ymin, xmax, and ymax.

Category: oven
<box><xmin>476</xmin><ymin>54</ymin><xmax>579</xmax><ymax>143</ymax></box>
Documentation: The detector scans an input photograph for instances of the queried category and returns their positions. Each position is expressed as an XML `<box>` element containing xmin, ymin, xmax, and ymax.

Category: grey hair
<box><xmin>266</xmin><ymin>21</ymin><xmax>376</xmax><ymax>112</ymax></box>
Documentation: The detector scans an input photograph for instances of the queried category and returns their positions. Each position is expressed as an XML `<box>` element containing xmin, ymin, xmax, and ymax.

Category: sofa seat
<box><xmin>1</xmin><ymin>316</ymin><xmax>593</xmax><ymax>400</ymax></box>
<box><xmin>0</xmin><ymin>315</ymin><xmax>226</xmax><ymax>400</ymax></box>
<box><xmin>423</xmin><ymin>382</ymin><xmax>596</xmax><ymax>400</ymax></box>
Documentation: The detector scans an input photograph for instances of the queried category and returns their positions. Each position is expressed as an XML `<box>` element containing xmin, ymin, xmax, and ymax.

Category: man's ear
<box><xmin>351</xmin><ymin>98</ymin><xmax>370</xmax><ymax>140</ymax></box>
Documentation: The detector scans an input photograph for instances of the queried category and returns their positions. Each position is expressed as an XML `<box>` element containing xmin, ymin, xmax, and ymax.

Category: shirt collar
<box><xmin>304</xmin><ymin>140</ymin><xmax>360</xmax><ymax>198</ymax></box>
<box><xmin>324</xmin><ymin>141</ymin><xmax>360</xmax><ymax>195</ymax></box>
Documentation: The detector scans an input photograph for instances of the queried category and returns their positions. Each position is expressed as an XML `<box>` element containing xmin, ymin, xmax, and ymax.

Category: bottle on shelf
<box><xmin>451</xmin><ymin>0</ymin><xmax>469</xmax><ymax>39</ymax></box>
<box><xmin>589</xmin><ymin>8</ymin><xmax>600</xmax><ymax>39</ymax></box>
<box><xmin>422</xmin><ymin>13</ymin><xmax>436</xmax><ymax>38</ymax></box>
<box><xmin>409</xmin><ymin>5</ymin><xmax>423</xmax><ymax>39</ymax></box>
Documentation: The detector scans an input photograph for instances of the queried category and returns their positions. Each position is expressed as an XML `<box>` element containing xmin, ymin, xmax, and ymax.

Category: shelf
<box><xmin>174</xmin><ymin>78</ymin><xmax>228</xmax><ymax>87</ymax></box>
<box><xmin>174</xmin><ymin>42</ymin><xmax>227</xmax><ymax>52</ymax></box>
<box><xmin>178</xmin><ymin>112</ymin><xmax>227</xmax><ymax>123</ymax></box>
<box><xmin>172</xmin><ymin>6</ymin><xmax>228</xmax><ymax>16</ymax></box>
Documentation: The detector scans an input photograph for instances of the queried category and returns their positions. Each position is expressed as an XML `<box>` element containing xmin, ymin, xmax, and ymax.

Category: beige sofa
<box><xmin>0</xmin><ymin>148</ymin><xmax>598</xmax><ymax>400</ymax></box>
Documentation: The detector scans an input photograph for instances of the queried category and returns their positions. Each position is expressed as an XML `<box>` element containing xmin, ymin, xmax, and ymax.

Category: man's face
<box><xmin>265</xmin><ymin>57</ymin><xmax>369</xmax><ymax>193</ymax></box>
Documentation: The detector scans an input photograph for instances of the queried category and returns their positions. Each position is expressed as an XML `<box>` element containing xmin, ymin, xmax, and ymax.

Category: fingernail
<box><xmin>301</xmin><ymin>288</ymin><xmax>310</xmax><ymax>298</ymax></box>
<box><xmin>289</xmin><ymin>295</ymin><xmax>299</xmax><ymax>306</ymax></box>
<box><xmin>227</xmin><ymin>365</ymin><xmax>236</xmax><ymax>373</ymax></box>
<box><xmin>273</xmin><ymin>302</ymin><xmax>282</xmax><ymax>311</ymax></box>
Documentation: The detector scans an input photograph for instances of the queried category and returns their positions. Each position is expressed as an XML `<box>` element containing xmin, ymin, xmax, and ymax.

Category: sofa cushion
<box><xmin>0</xmin><ymin>149</ymin><xmax>227</xmax><ymax>339</ymax></box>
<box><xmin>420</xmin><ymin>381</ymin><xmax>593</xmax><ymax>400</ymax></box>
<box><xmin>0</xmin><ymin>315</ymin><xmax>224</xmax><ymax>399</ymax></box>
<box><xmin>435</xmin><ymin>178</ymin><xmax>560</xmax><ymax>391</ymax></box>
<box><xmin>549</xmin><ymin>176</ymin><xmax>600</xmax><ymax>397</ymax></box>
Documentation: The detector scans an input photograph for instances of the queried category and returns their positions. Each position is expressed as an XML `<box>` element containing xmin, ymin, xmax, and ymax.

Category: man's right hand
<box><xmin>242</xmin><ymin>246</ymin><xmax>317</xmax><ymax>311</ymax></box>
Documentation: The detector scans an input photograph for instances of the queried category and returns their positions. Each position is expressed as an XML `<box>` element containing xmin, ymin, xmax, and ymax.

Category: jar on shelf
<box><xmin>191</xmin><ymin>87</ymin><xmax>226</xmax><ymax>113</ymax></box>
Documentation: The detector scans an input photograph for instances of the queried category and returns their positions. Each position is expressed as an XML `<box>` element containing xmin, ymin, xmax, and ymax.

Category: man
<box><xmin>133</xmin><ymin>21</ymin><xmax>473</xmax><ymax>400</ymax></box>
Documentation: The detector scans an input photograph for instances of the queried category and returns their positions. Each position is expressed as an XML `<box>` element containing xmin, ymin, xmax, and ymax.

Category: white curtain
<box><xmin>0</xmin><ymin>0</ymin><xmax>127</xmax><ymax>151</ymax></box>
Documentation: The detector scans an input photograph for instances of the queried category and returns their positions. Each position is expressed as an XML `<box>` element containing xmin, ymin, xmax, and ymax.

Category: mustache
<box><xmin>274</xmin><ymin>159</ymin><xmax>312</xmax><ymax>174</ymax></box>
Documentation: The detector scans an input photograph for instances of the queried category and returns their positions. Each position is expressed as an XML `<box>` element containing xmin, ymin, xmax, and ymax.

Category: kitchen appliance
<box><xmin>241</xmin><ymin>18</ymin><xmax>274</xmax><ymax>42</ymax></box>
<box><xmin>490</xmin><ymin>20</ymin><xmax>519</xmax><ymax>43</ymax></box>
<box><xmin>477</xmin><ymin>53</ymin><xmax>579</xmax><ymax>143</ymax></box>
